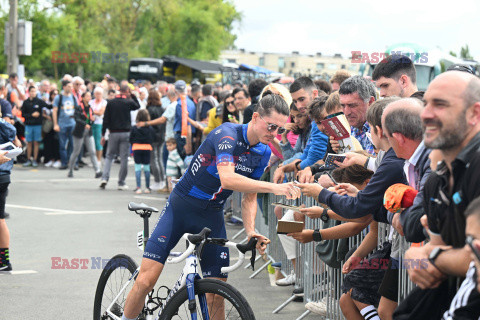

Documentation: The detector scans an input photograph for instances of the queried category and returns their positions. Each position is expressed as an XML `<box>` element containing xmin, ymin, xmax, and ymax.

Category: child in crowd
<box><xmin>129</xmin><ymin>110</ymin><xmax>155</xmax><ymax>194</ymax></box>
<box><xmin>162</xmin><ymin>138</ymin><xmax>185</xmax><ymax>193</ymax></box>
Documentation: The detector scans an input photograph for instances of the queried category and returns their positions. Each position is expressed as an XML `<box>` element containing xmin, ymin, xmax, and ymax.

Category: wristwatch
<box><xmin>428</xmin><ymin>247</ymin><xmax>446</xmax><ymax>269</ymax></box>
<box><xmin>295</xmin><ymin>160</ymin><xmax>302</xmax><ymax>170</ymax></box>
<box><xmin>312</xmin><ymin>229</ymin><xmax>323</xmax><ymax>242</ymax></box>
<box><xmin>320</xmin><ymin>207</ymin><xmax>330</xmax><ymax>223</ymax></box>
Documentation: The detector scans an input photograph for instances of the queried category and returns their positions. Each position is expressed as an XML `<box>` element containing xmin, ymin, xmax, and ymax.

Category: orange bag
<box><xmin>383</xmin><ymin>183</ymin><xmax>418</xmax><ymax>213</ymax></box>
<box><xmin>180</xmin><ymin>95</ymin><xmax>188</xmax><ymax>138</ymax></box>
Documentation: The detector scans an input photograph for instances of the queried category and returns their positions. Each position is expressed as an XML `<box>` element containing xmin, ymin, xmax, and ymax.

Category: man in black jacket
<box><xmin>99</xmin><ymin>85</ymin><xmax>140</xmax><ymax>190</ymax></box>
<box><xmin>22</xmin><ymin>86</ymin><xmax>48</xmax><ymax>167</ymax></box>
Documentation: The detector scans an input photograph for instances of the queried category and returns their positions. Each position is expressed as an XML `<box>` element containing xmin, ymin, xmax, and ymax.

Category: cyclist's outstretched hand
<box><xmin>248</xmin><ymin>232</ymin><xmax>270</xmax><ymax>255</ymax></box>
<box><xmin>272</xmin><ymin>182</ymin><xmax>301</xmax><ymax>199</ymax></box>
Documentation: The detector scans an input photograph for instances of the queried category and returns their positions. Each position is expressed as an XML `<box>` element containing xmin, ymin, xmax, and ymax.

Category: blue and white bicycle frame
<box><xmin>104</xmin><ymin>233</ymin><xmax>249</xmax><ymax>320</ymax></box>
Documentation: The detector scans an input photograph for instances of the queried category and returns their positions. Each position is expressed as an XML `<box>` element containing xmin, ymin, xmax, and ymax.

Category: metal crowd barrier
<box><xmin>228</xmin><ymin>167</ymin><xmax>416</xmax><ymax>319</ymax></box>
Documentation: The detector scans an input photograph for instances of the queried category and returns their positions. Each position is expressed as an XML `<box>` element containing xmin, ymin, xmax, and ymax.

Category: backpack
<box><xmin>57</xmin><ymin>93</ymin><xmax>79</xmax><ymax>116</ymax></box>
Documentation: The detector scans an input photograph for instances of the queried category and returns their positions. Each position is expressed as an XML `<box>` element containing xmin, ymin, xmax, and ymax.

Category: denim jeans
<box><xmin>58</xmin><ymin>125</ymin><xmax>74</xmax><ymax>166</ymax></box>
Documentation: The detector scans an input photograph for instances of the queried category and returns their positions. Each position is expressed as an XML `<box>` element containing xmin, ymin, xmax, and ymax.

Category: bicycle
<box><xmin>93</xmin><ymin>202</ymin><xmax>258</xmax><ymax>320</ymax></box>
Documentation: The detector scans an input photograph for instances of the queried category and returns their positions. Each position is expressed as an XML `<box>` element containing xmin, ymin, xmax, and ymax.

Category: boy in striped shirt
<box><xmin>164</xmin><ymin>138</ymin><xmax>185</xmax><ymax>193</ymax></box>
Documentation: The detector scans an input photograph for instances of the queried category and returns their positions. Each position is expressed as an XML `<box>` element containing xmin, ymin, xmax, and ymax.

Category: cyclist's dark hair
<box><xmin>331</xmin><ymin>164</ymin><xmax>374</xmax><ymax>186</ymax></box>
<box><xmin>232</xmin><ymin>87</ymin><xmax>250</xmax><ymax>98</ymax></box>
<box><xmin>314</xmin><ymin>79</ymin><xmax>332</xmax><ymax>95</ymax></box>
<box><xmin>136</xmin><ymin>109</ymin><xmax>151</xmax><ymax>123</ymax></box>
<box><xmin>290</xmin><ymin>76</ymin><xmax>316</xmax><ymax>94</ymax></box>
<box><xmin>308</xmin><ymin>96</ymin><xmax>329</xmax><ymax>121</ymax></box>
<box><xmin>202</xmin><ymin>84</ymin><xmax>213</xmax><ymax>96</ymax></box>
<box><xmin>256</xmin><ymin>93</ymin><xmax>289</xmax><ymax>117</ymax></box>
<box><xmin>366</xmin><ymin>96</ymin><xmax>400</xmax><ymax>132</ymax></box>
<box><xmin>372</xmin><ymin>55</ymin><xmax>417</xmax><ymax>85</ymax></box>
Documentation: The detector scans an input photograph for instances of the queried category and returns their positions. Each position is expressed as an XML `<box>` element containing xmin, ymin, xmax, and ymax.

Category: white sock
<box><xmin>360</xmin><ymin>305</ymin><xmax>380</xmax><ymax>320</ymax></box>
<box><xmin>121</xmin><ymin>315</ymin><xmax>136</xmax><ymax>320</ymax></box>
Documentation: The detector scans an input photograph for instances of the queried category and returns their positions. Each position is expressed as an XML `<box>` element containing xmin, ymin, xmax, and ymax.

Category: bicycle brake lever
<box><xmin>250</xmin><ymin>247</ymin><xmax>256</xmax><ymax>271</ymax></box>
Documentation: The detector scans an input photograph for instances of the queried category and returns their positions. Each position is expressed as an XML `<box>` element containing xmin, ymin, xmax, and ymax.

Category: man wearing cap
<box><xmin>99</xmin><ymin>84</ymin><xmax>140</xmax><ymax>190</ymax></box>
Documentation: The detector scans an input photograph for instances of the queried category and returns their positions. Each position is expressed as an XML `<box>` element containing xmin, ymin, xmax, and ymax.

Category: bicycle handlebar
<box><xmin>165</xmin><ymin>233</ymin><xmax>258</xmax><ymax>274</ymax></box>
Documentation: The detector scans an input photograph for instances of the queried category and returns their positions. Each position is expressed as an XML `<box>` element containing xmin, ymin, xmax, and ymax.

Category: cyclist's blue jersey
<box><xmin>175</xmin><ymin>123</ymin><xmax>271</xmax><ymax>205</ymax></box>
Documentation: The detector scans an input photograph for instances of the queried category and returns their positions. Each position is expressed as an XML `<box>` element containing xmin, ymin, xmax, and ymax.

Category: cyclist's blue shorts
<box><xmin>144</xmin><ymin>189</ymin><xmax>229</xmax><ymax>279</ymax></box>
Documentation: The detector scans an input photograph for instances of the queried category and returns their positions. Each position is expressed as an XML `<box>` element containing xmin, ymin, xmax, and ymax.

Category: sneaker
<box><xmin>305</xmin><ymin>301</ymin><xmax>327</xmax><ymax>316</ymax></box>
<box><xmin>276</xmin><ymin>271</ymin><xmax>295</xmax><ymax>286</ymax></box>
<box><xmin>271</xmin><ymin>262</ymin><xmax>282</xmax><ymax>269</ymax></box>
<box><xmin>67</xmin><ymin>171</ymin><xmax>73</xmax><ymax>178</ymax></box>
<box><xmin>59</xmin><ymin>165</ymin><xmax>68</xmax><ymax>170</ymax></box>
<box><xmin>95</xmin><ymin>171</ymin><xmax>103</xmax><ymax>179</ymax></box>
<box><xmin>134</xmin><ymin>188</ymin><xmax>142</xmax><ymax>194</ymax></box>
<box><xmin>23</xmin><ymin>160</ymin><xmax>32</xmax><ymax>167</ymax></box>
<box><xmin>292</xmin><ymin>287</ymin><xmax>304</xmax><ymax>297</ymax></box>
<box><xmin>226</xmin><ymin>217</ymin><xmax>243</xmax><ymax>226</ymax></box>
<box><xmin>74</xmin><ymin>165</ymin><xmax>79</xmax><ymax>171</ymax></box>
<box><xmin>78</xmin><ymin>160</ymin><xmax>87</xmax><ymax>167</ymax></box>
<box><xmin>150</xmin><ymin>182</ymin><xmax>161</xmax><ymax>191</ymax></box>
<box><xmin>118</xmin><ymin>184</ymin><xmax>129</xmax><ymax>191</ymax></box>
<box><xmin>144</xmin><ymin>188</ymin><xmax>151</xmax><ymax>194</ymax></box>
<box><xmin>44</xmin><ymin>160</ymin><xmax>54</xmax><ymax>167</ymax></box>
<box><xmin>32</xmin><ymin>160</ymin><xmax>38</xmax><ymax>167</ymax></box>
<box><xmin>0</xmin><ymin>263</ymin><xmax>12</xmax><ymax>272</ymax></box>
<box><xmin>99</xmin><ymin>180</ymin><xmax>108</xmax><ymax>189</ymax></box>
<box><xmin>53</xmin><ymin>160</ymin><xmax>61</xmax><ymax>168</ymax></box>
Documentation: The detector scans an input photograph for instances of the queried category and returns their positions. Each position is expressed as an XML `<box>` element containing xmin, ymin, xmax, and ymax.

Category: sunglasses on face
<box><xmin>259</xmin><ymin>114</ymin><xmax>286</xmax><ymax>134</ymax></box>
<box><xmin>225</xmin><ymin>101</ymin><xmax>234</xmax><ymax>106</ymax></box>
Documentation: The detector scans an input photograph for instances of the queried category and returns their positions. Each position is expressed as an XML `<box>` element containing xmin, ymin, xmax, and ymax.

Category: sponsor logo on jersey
<box><xmin>215</xmin><ymin>128</ymin><xmax>222</xmax><ymax>135</ymax></box>
<box><xmin>158</xmin><ymin>235</ymin><xmax>167</xmax><ymax>243</ymax></box>
<box><xmin>235</xmin><ymin>163</ymin><xmax>254</xmax><ymax>173</ymax></box>
<box><xmin>191</xmin><ymin>154</ymin><xmax>204</xmax><ymax>176</ymax></box>
<box><xmin>218</xmin><ymin>140</ymin><xmax>233</xmax><ymax>150</ymax></box>
<box><xmin>220</xmin><ymin>252</ymin><xmax>228</xmax><ymax>259</ymax></box>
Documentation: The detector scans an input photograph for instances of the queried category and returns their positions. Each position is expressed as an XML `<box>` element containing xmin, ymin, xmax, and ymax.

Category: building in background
<box><xmin>220</xmin><ymin>49</ymin><xmax>359</xmax><ymax>80</ymax></box>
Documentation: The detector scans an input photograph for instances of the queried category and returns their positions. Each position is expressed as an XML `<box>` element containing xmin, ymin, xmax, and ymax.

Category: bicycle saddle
<box><xmin>128</xmin><ymin>202</ymin><xmax>159</xmax><ymax>213</ymax></box>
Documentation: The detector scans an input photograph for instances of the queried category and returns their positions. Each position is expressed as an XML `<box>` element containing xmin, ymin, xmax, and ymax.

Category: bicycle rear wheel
<box><xmin>159</xmin><ymin>278</ymin><xmax>255</xmax><ymax>320</ymax></box>
<box><xmin>93</xmin><ymin>254</ymin><xmax>139</xmax><ymax>320</ymax></box>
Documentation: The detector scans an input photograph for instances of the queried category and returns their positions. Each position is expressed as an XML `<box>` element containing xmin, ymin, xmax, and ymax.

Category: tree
<box><xmin>0</xmin><ymin>0</ymin><xmax>241</xmax><ymax>81</ymax></box>
<box><xmin>460</xmin><ymin>44</ymin><xmax>473</xmax><ymax>60</ymax></box>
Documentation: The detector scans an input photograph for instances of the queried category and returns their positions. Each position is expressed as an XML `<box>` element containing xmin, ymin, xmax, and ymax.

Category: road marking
<box><xmin>13</xmin><ymin>177</ymin><xmax>135</xmax><ymax>183</ymax></box>
<box><xmin>0</xmin><ymin>270</ymin><xmax>38</xmax><ymax>275</ymax></box>
<box><xmin>133</xmin><ymin>195</ymin><xmax>168</xmax><ymax>201</ymax></box>
<box><xmin>6</xmin><ymin>204</ymin><xmax>113</xmax><ymax>215</ymax></box>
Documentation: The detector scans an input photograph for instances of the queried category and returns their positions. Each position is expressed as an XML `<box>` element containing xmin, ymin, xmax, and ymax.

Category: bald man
<box><xmin>396</xmin><ymin>71</ymin><xmax>480</xmax><ymax>318</ymax></box>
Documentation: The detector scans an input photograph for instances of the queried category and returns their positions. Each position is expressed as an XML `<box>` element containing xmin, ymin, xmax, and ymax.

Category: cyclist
<box><xmin>122</xmin><ymin>93</ymin><xmax>300</xmax><ymax>320</ymax></box>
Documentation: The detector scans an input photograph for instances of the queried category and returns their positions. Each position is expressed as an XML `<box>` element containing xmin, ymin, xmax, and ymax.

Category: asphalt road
<box><xmin>0</xmin><ymin>161</ymin><xmax>317</xmax><ymax>320</ymax></box>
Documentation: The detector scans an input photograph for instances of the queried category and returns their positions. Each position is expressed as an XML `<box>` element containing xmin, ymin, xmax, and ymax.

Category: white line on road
<box><xmin>6</xmin><ymin>204</ymin><xmax>113</xmax><ymax>215</ymax></box>
<box><xmin>0</xmin><ymin>270</ymin><xmax>38</xmax><ymax>275</ymax></box>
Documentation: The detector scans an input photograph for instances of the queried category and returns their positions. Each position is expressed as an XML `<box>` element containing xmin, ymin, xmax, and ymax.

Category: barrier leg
<box><xmin>249</xmin><ymin>258</ymin><xmax>272</xmax><ymax>279</ymax></box>
<box><xmin>232</xmin><ymin>227</ymin><xmax>245</xmax><ymax>240</ymax></box>
<box><xmin>272</xmin><ymin>294</ymin><xmax>297</xmax><ymax>314</ymax></box>
<box><xmin>295</xmin><ymin>310</ymin><xmax>311</xmax><ymax>320</ymax></box>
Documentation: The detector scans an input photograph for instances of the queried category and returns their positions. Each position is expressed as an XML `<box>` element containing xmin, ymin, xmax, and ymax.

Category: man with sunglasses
<box><xmin>121</xmin><ymin>93</ymin><xmax>301</xmax><ymax>320</ymax></box>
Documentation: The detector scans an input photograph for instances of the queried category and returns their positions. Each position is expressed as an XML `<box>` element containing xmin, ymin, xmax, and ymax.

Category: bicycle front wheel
<box><xmin>159</xmin><ymin>278</ymin><xmax>255</xmax><ymax>320</ymax></box>
<box><xmin>93</xmin><ymin>254</ymin><xmax>139</xmax><ymax>320</ymax></box>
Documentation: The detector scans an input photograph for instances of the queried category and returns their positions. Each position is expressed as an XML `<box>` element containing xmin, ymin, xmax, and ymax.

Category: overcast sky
<box><xmin>231</xmin><ymin>0</ymin><xmax>480</xmax><ymax>60</ymax></box>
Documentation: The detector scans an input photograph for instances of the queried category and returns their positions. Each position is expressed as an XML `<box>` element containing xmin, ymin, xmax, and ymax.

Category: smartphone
<box><xmin>466</xmin><ymin>235</ymin><xmax>480</xmax><ymax>263</ymax></box>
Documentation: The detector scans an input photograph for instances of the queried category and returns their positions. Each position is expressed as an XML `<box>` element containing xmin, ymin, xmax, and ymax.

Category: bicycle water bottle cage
<box><xmin>237</xmin><ymin>237</ymin><xmax>258</xmax><ymax>270</ymax></box>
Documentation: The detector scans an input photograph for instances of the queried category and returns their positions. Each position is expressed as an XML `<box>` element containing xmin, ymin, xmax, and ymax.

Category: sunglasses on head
<box><xmin>259</xmin><ymin>114</ymin><xmax>286</xmax><ymax>134</ymax></box>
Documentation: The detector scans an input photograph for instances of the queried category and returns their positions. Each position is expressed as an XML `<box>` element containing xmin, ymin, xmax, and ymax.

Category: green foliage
<box><xmin>0</xmin><ymin>0</ymin><xmax>240</xmax><ymax>81</ymax></box>
<box><xmin>460</xmin><ymin>44</ymin><xmax>473</xmax><ymax>60</ymax></box>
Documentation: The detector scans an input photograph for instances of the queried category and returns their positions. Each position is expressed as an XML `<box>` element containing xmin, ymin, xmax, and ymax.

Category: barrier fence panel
<box><xmin>229</xmin><ymin>167</ymin><xmax>420</xmax><ymax>319</ymax></box>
